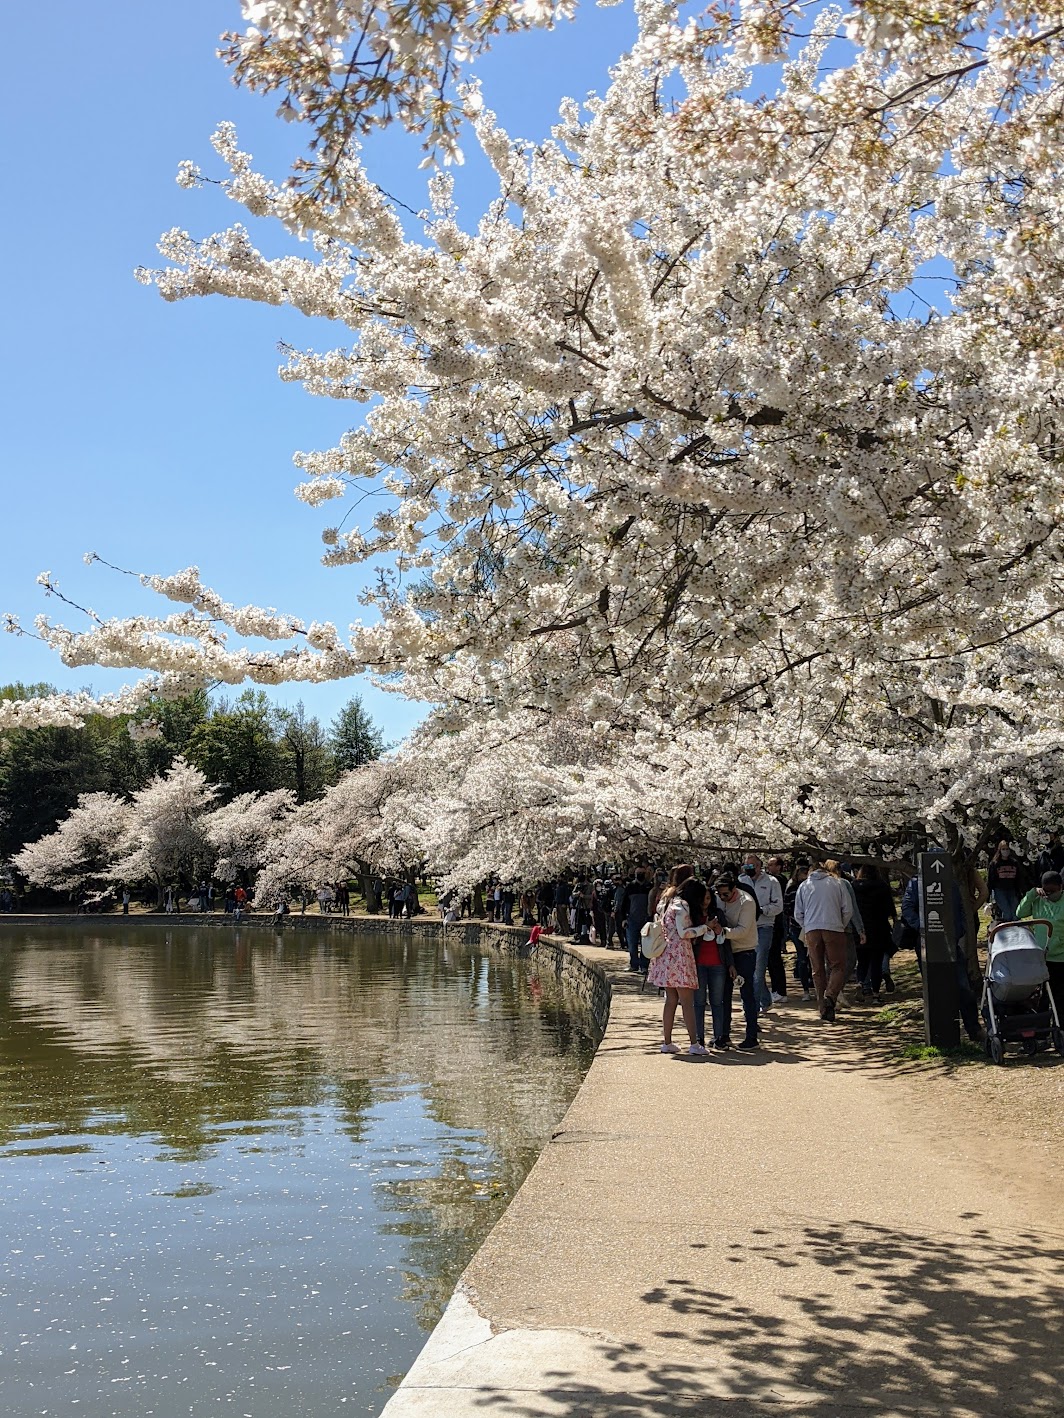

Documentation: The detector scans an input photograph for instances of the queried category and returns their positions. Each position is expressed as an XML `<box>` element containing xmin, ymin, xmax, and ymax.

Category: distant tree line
<box><xmin>0</xmin><ymin>684</ymin><xmax>385</xmax><ymax>864</ymax></box>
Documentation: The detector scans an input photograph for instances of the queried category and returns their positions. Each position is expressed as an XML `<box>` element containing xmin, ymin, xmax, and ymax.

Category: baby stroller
<box><xmin>982</xmin><ymin>919</ymin><xmax>1064</xmax><ymax>1065</ymax></box>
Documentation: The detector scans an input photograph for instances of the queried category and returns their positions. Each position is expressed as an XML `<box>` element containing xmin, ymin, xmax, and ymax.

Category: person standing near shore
<box><xmin>648</xmin><ymin>877</ymin><xmax>707</xmax><ymax>1056</ymax></box>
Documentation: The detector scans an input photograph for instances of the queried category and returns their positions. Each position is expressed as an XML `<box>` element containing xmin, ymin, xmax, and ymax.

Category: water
<box><xmin>0</xmin><ymin>924</ymin><xmax>598</xmax><ymax>1416</ymax></box>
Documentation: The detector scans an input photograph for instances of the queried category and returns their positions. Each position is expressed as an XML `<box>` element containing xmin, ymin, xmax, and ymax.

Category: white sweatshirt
<box><xmin>739</xmin><ymin>870</ymin><xmax>783</xmax><ymax>923</ymax></box>
<box><xmin>794</xmin><ymin>871</ymin><xmax>854</xmax><ymax>933</ymax></box>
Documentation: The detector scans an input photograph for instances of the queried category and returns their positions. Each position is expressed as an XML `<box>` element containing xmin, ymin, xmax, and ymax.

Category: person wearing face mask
<box><xmin>739</xmin><ymin>853</ymin><xmax>784</xmax><ymax>1015</ymax></box>
<box><xmin>1016</xmin><ymin>870</ymin><xmax>1064</xmax><ymax>1000</ymax></box>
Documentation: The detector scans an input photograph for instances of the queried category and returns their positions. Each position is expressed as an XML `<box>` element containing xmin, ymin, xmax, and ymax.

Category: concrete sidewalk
<box><xmin>383</xmin><ymin>943</ymin><xmax>1064</xmax><ymax>1417</ymax></box>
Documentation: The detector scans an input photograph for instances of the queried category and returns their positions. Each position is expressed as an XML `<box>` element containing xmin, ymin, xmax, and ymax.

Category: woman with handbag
<box><xmin>647</xmin><ymin>875</ymin><xmax>707</xmax><ymax>1055</ymax></box>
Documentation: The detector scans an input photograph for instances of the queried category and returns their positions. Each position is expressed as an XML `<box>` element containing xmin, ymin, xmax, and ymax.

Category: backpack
<box><xmin>641</xmin><ymin>913</ymin><xmax>666</xmax><ymax>959</ymax></box>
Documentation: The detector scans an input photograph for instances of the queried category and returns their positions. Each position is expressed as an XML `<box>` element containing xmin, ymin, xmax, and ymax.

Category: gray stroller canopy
<box><xmin>988</xmin><ymin>924</ymin><xmax>1050</xmax><ymax>1004</ymax></box>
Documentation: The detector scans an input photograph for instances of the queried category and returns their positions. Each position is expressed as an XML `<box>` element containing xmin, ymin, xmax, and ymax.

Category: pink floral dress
<box><xmin>647</xmin><ymin>898</ymin><xmax>700</xmax><ymax>990</ymax></box>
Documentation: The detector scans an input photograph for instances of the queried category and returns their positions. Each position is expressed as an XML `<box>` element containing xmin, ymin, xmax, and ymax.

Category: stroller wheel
<box><xmin>1022</xmin><ymin>1037</ymin><xmax>1038</xmax><ymax>1056</ymax></box>
<box><xmin>989</xmin><ymin>1036</ymin><xmax>1005</xmax><ymax>1066</ymax></box>
<box><xmin>1052</xmin><ymin>1026</ymin><xmax>1064</xmax><ymax>1057</ymax></box>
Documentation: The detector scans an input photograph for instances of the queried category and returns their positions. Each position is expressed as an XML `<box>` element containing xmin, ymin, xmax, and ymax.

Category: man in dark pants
<box><xmin>622</xmin><ymin>869</ymin><xmax>651</xmax><ymax>973</ymax></box>
<box><xmin>715</xmin><ymin>873</ymin><xmax>760</xmax><ymax>1049</ymax></box>
<box><xmin>766</xmin><ymin>855</ymin><xmax>790</xmax><ymax>1000</ymax></box>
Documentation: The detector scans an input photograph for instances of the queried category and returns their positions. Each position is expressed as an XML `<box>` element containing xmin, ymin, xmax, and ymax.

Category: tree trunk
<box><xmin>950</xmin><ymin>847</ymin><xmax>984</xmax><ymax>984</ymax></box>
<box><xmin>358</xmin><ymin>861</ymin><xmax>381</xmax><ymax>913</ymax></box>
<box><xmin>404</xmin><ymin>865</ymin><xmax>421</xmax><ymax>916</ymax></box>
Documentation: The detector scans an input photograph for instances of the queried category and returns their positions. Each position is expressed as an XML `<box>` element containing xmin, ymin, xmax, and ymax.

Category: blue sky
<box><xmin>0</xmin><ymin>1</ymin><xmax>636</xmax><ymax>741</ymax></box>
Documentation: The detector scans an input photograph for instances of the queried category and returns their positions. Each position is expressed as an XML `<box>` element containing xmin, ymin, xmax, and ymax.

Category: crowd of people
<box><xmin>304</xmin><ymin>882</ymin><xmax>352</xmax><ymax>915</ymax></box>
<box><xmin>515</xmin><ymin>857</ymin><xmax>900</xmax><ymax>1051</ymax></box>
<box><xmin>504</xmin><ymin>839</ymin><xmax>1064</xmax><ymax>1054</ymax></box>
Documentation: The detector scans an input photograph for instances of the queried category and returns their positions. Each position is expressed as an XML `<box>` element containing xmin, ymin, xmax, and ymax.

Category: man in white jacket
<box><xmin>740</xmin><ymin>853</ymin><xmax>784</xmax><ymax>1014</ymax></box>
<box><xmin>793</xmin><ymin>862</ymin><xmax>853</xmax><ymax>1022</ymax></box>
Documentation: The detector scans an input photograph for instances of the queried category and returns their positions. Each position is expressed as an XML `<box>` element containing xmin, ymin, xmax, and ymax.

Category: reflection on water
<box><xmin>0</xmin><ymin>925</ymin><xmax>596</xmax><ymax>1416</ymax></box>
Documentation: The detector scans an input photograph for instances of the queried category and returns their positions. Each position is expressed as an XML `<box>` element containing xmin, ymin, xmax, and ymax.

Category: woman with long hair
<box><xmin>693</xmin><ymin>890</ymin><xmax>735</xmax><ymax>1050</ymax></box>
<box><xmin>648</xmin><ymin>874</ymin><xmax>707</xmax><ymax>1056</ymax></box>
<box><xmin>988</xmin><ymin>839</ymin><xmax>1026</xmax><ymax>922</ymax></box>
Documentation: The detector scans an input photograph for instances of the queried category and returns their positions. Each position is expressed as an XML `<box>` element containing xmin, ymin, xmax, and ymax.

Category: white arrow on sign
<box><xmin>930</xmin><ymin>860</ymin><xmax>945</xmax><ymax>874</ymax></box>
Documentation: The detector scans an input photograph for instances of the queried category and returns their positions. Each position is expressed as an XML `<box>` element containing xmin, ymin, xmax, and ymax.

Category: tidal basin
<box><xmin>0</xmin><ymin>924</ymin><xmax>597</xmax><ymax>1416</ymax></box>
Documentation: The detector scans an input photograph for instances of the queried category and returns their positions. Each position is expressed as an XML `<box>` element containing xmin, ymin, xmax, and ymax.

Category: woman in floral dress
<box><xmin>649</xmin><ymin>877</ymin><xmax>708</xmax><ymax>1055</ymax></box>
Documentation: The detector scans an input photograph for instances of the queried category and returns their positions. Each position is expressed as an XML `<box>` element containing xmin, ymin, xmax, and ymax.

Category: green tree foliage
<box><xmin>133</xmin><ymin>691</ymin><xmax>210</xmax><ymax>778</ymax></box>
<box><xmin>185</xmin><ymin>690</ymin><xmax>284</xmax><ymax>799</ymax></box>
<box><xmin>0</xmin><ymin>722</ymin><xmax>108</xmax><ymax>860</ymax></box>
<box><xmin>0</xmin><ymin>684</ymin><xmax>385</xmax><ymax>858</ymax></box>
<box><xmin>276</xmin><ymin>701</ymin><xmax>331</xmax><ymax>803</ymax></box>
<box><xmin>329</xmin><ymin>696</ymin><xmax>386</xmax><ymax>774</ymax></box>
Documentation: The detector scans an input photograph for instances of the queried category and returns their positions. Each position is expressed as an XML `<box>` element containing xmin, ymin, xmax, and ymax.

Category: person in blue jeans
<box><xmin>715</xmin><ymin>873</ymin><xmax>760</xmax><ymax>1049</ymax></box>
<box><xmin>693</xmin><ymin>898</ymin><xmax>735</xmax><ymax>1048</ymax></box>
<box><xmin>622</xmin><ymin>868</ymin><xmax>652</xmax><ymax>972</ymax></box>
<box><xmin>987</xmin><ymin>840</ymin><xmax>1027</xmax><ymax>922</ymax></box>
<box><xmin>740</xmin><ymin>856</ymin><xmax>784</xmax><ymax>1013</ymax></box>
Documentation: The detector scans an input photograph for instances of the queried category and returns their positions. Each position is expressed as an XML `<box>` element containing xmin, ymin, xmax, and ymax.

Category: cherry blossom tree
<box><xmin>13</xmin><ymin>793</ymin><xmax>133</xmax><ymax>894</ymax></box>
<box><xmin>204</xmin><ymin>787</ymin><xmax>296</xmax><ymax>881</ymax></box>
<box><xmin>9</xmin><ymin>3</ymin><xmax>1061</xmax><ymax>723</ymax></box>
<box><xmin>15</xmin><ymin>763</ymin><xmax>298</xmax><ymax>904</ymax></box>
<box><xmin>254</xmin><ymin>751</ymin><xmax>430</xmax><ymax>903</ymax></box>
<box><xmin>7</xmin><ymin>0</ymin><xmax>1064</xmax><ymax>921</ymax></box>
<box><xmin>221</xmin><ymin>0</ymin><xmax>573</xmax><ymax>180</ymax></box>
<box><xmin>105</xmin><ymin>758</ymin><xmax>218</xmax><ymax>904</ymax></box>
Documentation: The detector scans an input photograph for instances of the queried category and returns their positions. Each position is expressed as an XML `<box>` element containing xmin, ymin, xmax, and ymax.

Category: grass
<box><xmin>898</xmin><ymin>1040</ymin><xmax>985</xmax><ymax>1064</ymax></box>
<box><xmin>846</xmin><ymin>958</ymin><xmax>993</xmax><ymax>1069</ymax></box>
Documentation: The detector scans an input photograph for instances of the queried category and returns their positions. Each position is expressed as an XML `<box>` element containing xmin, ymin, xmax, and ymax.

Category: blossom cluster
<box><xmin>221</xmin><ymin>0</ymin><xmax>573</xmax><ymax>175</ymax></box>
<box><xmin>13</xmin><ymin>760</ymin><xmax>295</xmax><ymax>894</ymax></box>
<box><xmin>10</xmin><ymin>2</ymin><xmax>1064</xmax><ymax>872</ymax></box>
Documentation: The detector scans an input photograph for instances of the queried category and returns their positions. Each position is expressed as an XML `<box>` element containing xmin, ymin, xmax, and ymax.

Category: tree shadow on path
<box><xmin>468</xmin><ymin>1217</ymin><xmax>1064</xmax><ymax>1417</ymax></box>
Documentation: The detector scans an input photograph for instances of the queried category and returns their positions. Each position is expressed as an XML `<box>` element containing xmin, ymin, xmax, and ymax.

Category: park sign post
<box><xmin>919</xmin><ymin>851</ymin><xmax>960</xmax><ymax>1048</ymax></box>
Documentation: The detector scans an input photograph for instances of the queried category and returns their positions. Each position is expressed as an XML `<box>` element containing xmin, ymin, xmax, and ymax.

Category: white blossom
<box><xmin>10</xmin><ymin>2</ymin><xmax>1064</xmax><ymax>877</ymax></box>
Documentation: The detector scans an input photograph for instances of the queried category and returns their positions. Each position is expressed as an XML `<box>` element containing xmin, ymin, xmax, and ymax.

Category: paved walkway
<box><xmin>384</xmin><ymin>941</ymin><xmax>1063</xmax><ymax>1417</ymax></box>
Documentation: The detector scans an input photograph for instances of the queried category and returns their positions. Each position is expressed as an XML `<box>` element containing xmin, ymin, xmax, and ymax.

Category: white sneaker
<box><xmin>688</xmin><ymin>1043</ymin><xmax>708</xmax><ymax>1056</ymax></box>
<box><xmin>771</xmin><ymin>992</ymin><xmax>787</xmax><ymax>1003</ymax></box>
<box><xmin>802</xmin><ymin>989</ymin><xmax>813</xmax><ymax>1001</ymax></box>
<box><xmin>660</xmin><ymin>1042</ymin><xmax>680</xmax><ymax>1053</ymax></box>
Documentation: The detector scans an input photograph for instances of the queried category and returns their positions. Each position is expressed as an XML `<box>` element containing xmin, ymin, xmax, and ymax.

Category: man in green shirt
<box><xmin>1016</xmin><ymin>871</ymin><xmax>1064</xmax><ymax>1001</ymax></box>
